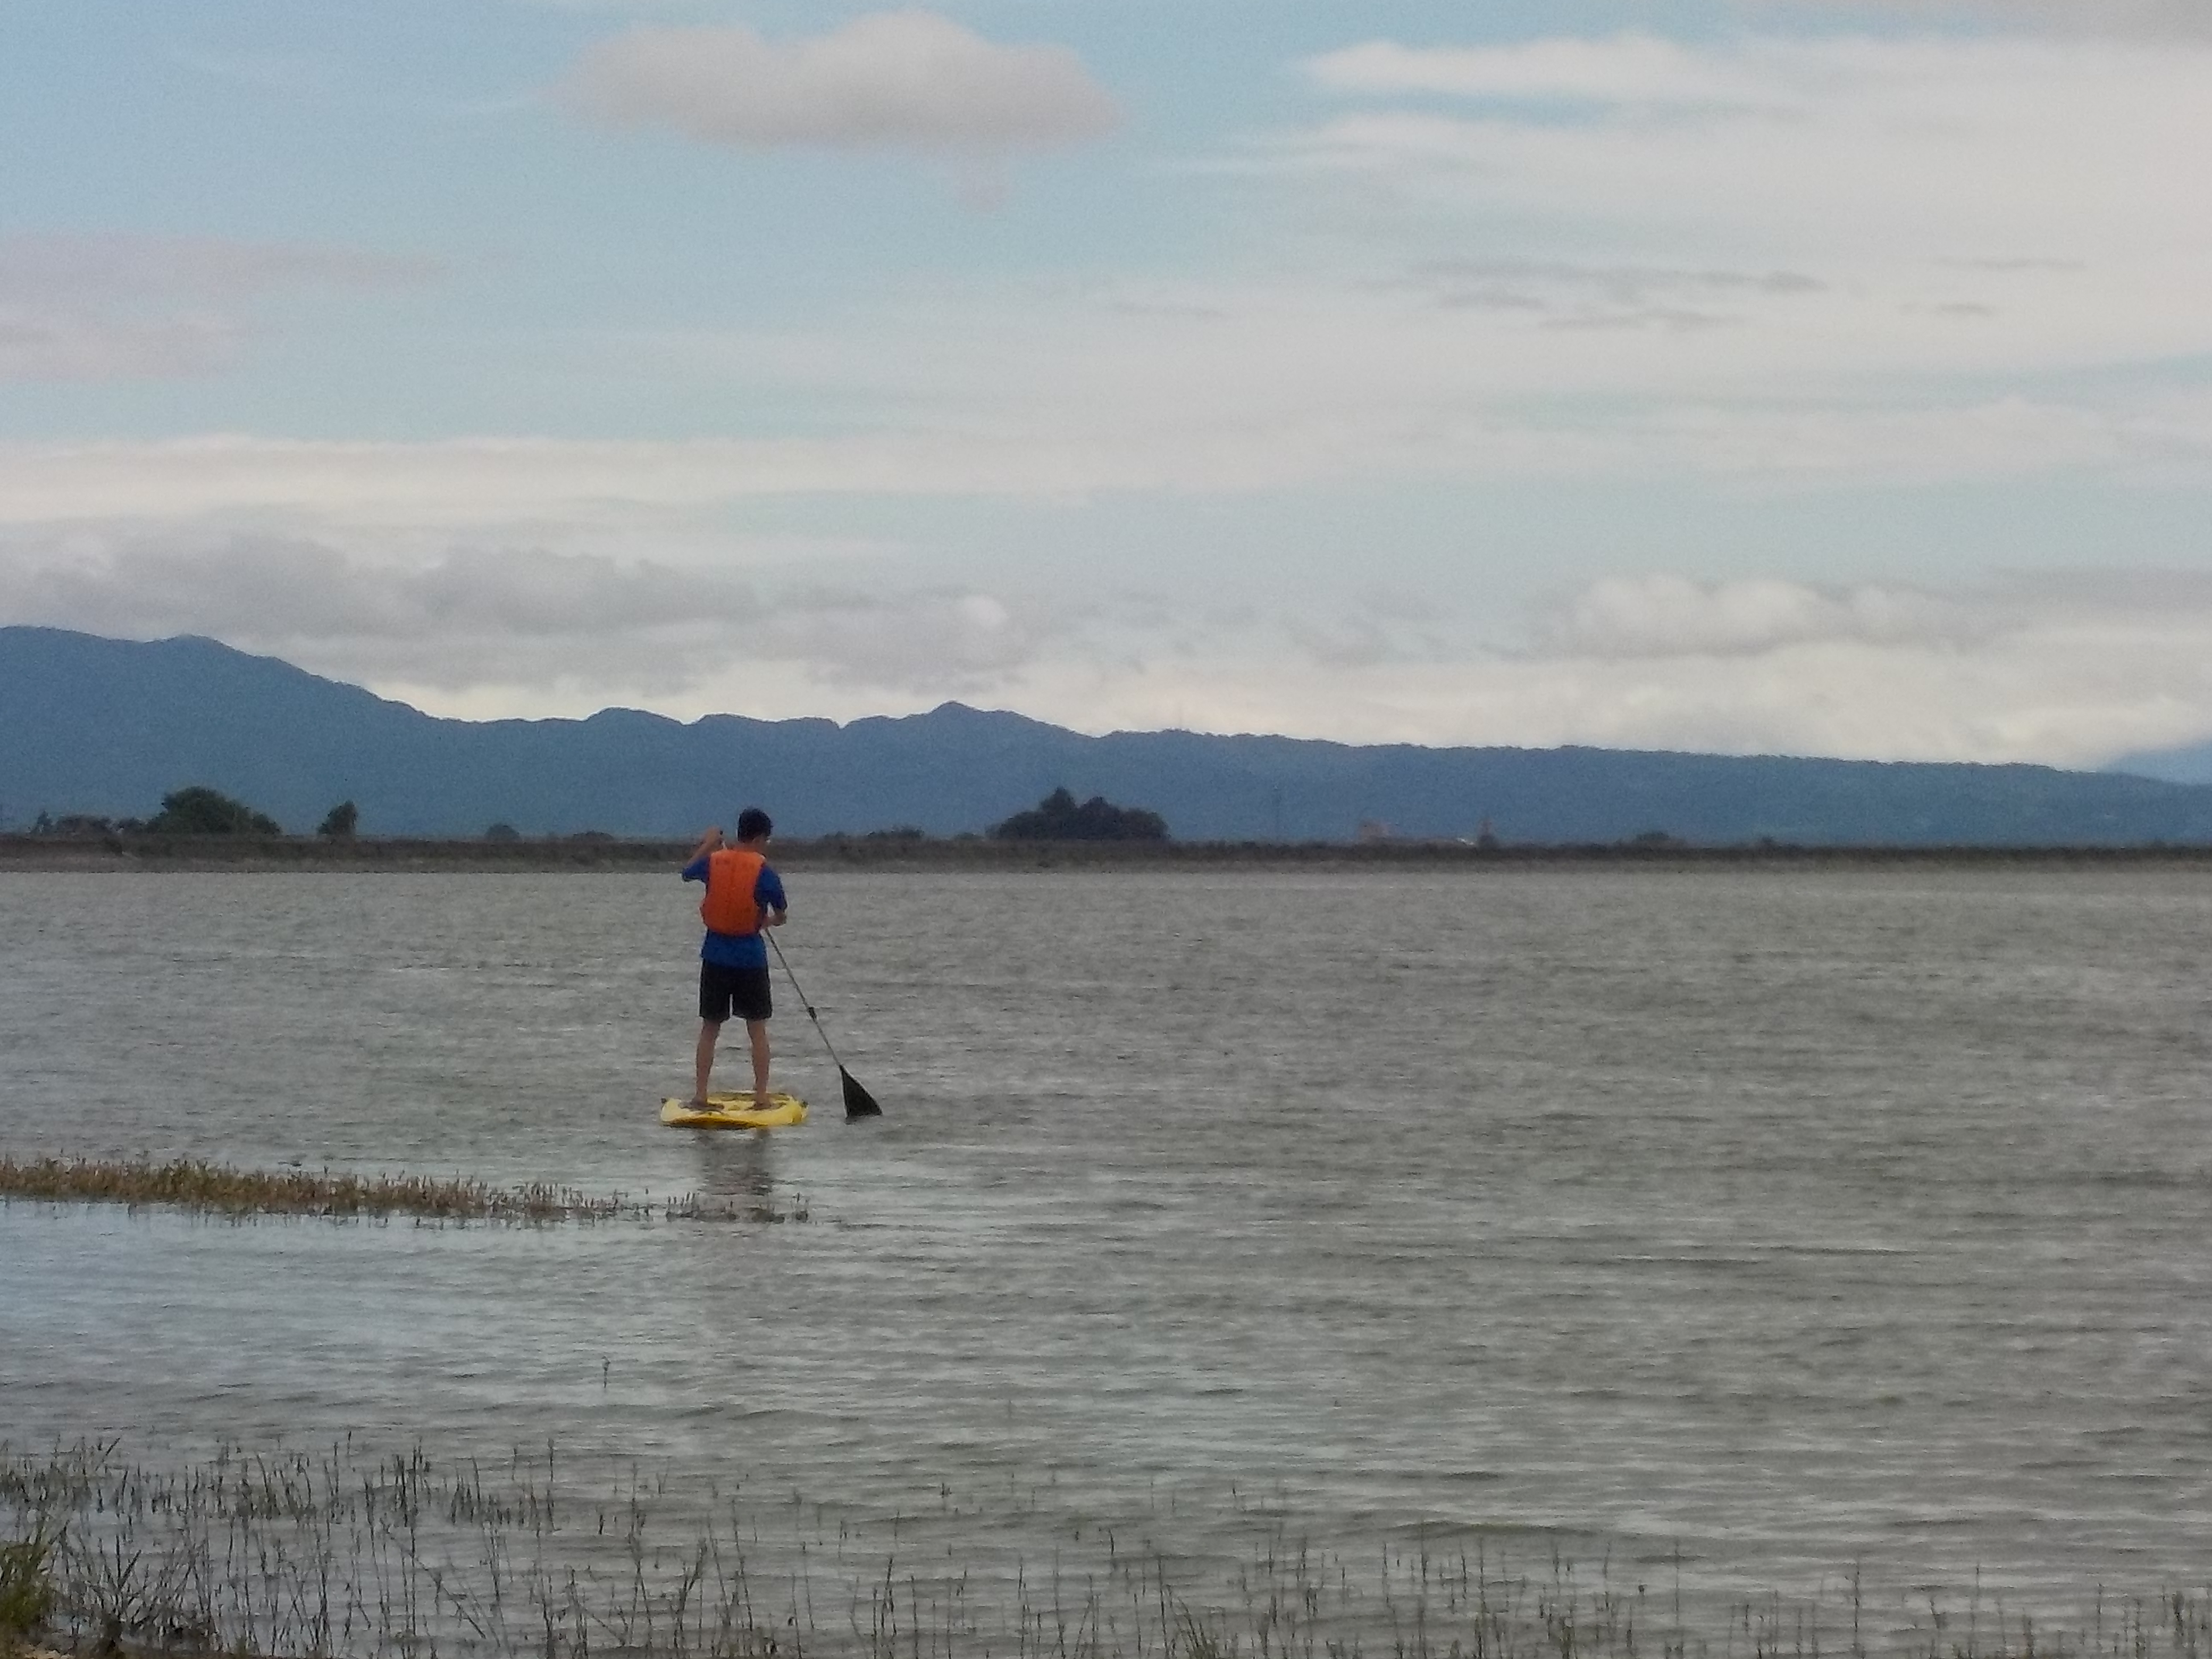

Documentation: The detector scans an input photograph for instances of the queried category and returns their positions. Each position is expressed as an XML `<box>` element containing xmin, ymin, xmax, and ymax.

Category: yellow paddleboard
<box><xmin>660</xmin><ymin>1094</ymin><xmax>808</xmax><ymax>1130</ymax></box>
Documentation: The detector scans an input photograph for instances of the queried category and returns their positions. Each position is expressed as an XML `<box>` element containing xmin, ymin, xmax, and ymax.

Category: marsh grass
<box><xmin>0</xmin><ymin>1158</ymin><xmax>806</xmax><ymax>1225</ymax></box>
<box><xmin>0</xmin><ymin>1522</ymin><xmax>58</xmax><ymax>1652</ymax></box>
<box><xmin>3</xmin><ymin>1443</ymin><xmax>2208</xmax><ymax>1659</ymax></box>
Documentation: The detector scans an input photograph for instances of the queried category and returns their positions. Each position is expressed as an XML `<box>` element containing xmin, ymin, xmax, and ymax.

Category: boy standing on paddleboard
<box><xmin>681</xmin><ymin>807</ymin><xmax>787</xmax><ymax>1109</ymax></box>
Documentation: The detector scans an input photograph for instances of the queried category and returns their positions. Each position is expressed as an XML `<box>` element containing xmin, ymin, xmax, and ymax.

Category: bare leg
<box><xmin>693</xmin><ymin>1019</ymin><xmax>722</xmax><ymax>1104</ymax></box>
<box><xmin>745</xmin><ymin>1019</ymin><xmax>772</xmax><ymax>1108</ymax></box>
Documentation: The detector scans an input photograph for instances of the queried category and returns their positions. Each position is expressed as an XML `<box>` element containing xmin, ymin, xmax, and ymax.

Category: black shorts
<box><xmin>699</xmin><ymin>963</ymin><xmax>772</xmax><ymax>1024</ymax></box>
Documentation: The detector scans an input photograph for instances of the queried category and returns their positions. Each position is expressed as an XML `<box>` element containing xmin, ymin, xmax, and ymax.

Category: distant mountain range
<box><xmin>10</xmin><ymin>625</ymin><xmax>2212</xmax><ymax>844</ymax></box>
<box><xmin>2107</xmin><ymin>739</ymin><xmax>2212</xmax><ymax>787</ymax></box>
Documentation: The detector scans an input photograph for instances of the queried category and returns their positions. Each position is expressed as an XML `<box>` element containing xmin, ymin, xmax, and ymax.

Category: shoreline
<box><xmin>7</xmin><ymin>831</ymin><xmax>2212</xmax><ymax>872</ymax></box>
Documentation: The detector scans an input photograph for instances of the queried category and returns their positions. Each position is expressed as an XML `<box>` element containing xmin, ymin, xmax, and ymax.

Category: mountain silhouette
<box><xmin>8</xmin><ymin>625</ymin><xmax>2212</xmax><ymax>844</ymax></box>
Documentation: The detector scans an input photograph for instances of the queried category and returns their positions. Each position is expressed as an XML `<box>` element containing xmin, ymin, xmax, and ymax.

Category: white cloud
<box><xmin>560</xmin><ymin>12</ymin><xmax>1118</xmax><ymax>153</ymax></box>
<box><xmin>1539</xmin><ymin>575</ymin><xmax>1973</xmax><ymax>659</ymax></box>
<box><xmin>1289</xmin><ymin>33</ymin><xmax>2212</xmax><ymax>270</ymax></box>
<box><xmin>0</xmin><ymin>234</ymin><xmax>437</xmax><ymax>383</ymax></box>
<box><xmin>17</xmin><ymin>374</ymin><xmax>2212</xmax><ymax>540</ymax></box>
<box><xmin>963</xmin><ymin>574</ymin><xmax>2212</xmax><ymax>768</ymax></box>
<box><xmin>0</xmin><ymin>313</ymin><xmax>243</xmax><ymax>383</ymax></box>
<box><xmin>0</xmin><ymin>535</ymin><xmax>745</xmax><ymax>685</ymax></box>
<box><xmin>1308</xmin><ymin>36</ymin><xmax>1783</xmax><ymax>108</ymax></box>
<box><xmin>0</xmin><ymin>383</ymin><xmax>2202</xmax><ymax>543</ymax></box>
<box><xmin>756</xmin><ymin>586</ymin><xmax>1065</xmax><ymax>692</ymax></box>
<box><xmin>0</xmin><ymin>530</ymin><xmax>1066</xmax><ymax>700</ymax></box>
<box><xmin>0</xmin><ymin>431</ymin><xmax>1271</xmax><ymax>527</ymax></box>
<box><xmin>728</xmin><ymin>25</ymin><xmax>2191</xmax><ymax>493</ymax></box>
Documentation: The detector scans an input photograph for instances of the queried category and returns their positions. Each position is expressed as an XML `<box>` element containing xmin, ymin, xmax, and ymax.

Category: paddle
<box><xmin>766</xmin><ymin>931</ymin><xmax>885</xmax><ymax>1119</ymax></box>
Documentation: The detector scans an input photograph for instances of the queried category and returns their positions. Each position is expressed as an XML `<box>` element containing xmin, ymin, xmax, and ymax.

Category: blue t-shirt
<box><xmin>681</xmin><ymin>854</ymin><xmax>787</xmax><ymax>969</ymax></box>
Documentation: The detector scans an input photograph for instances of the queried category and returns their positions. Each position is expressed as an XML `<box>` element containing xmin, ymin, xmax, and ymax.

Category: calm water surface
<box><xmin>4</xmin><ymin>867</ymin><xmax>2210</xmax><ymax>1632</ymax></box>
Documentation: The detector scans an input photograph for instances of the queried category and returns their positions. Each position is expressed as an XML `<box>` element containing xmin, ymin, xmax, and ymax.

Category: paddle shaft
<box><xmin>766</xmin><ymin>930</ymin><xmax>847</xmax><ymax>1071</ymax></box>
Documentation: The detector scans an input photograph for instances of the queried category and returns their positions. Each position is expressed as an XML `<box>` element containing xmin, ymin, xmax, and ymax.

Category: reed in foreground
<box><xmin>0</xmin><ymin>1156</ymin><xmax>802</xmax><ymax>1224</ymax></box>
<box><xmin>4</xmin><ymin>1442</ymin><xmax>2208</xmax><ymax>1659</ymax></box>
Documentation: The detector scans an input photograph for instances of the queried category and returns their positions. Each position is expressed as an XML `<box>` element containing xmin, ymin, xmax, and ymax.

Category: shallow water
<box><xmin>4</xmin><ymin>867</ymin><xmax>2211</xmax><ymax>1636</ymax></box>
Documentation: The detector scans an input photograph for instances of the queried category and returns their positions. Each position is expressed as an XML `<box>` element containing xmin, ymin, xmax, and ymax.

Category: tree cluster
<box><xmin>988</xmin><ymin>786</ymin><xmax>1168</xmax><ymax>842</ymax></box>
<box><xmin>18</xmin><ymin>790</ymin><xmax>366</xmax><ymax>837</ymax></box>
<box><xmin>147</xmin><ymin>786</ymin><xmax>282</xmax><ymax>836</ymax></box>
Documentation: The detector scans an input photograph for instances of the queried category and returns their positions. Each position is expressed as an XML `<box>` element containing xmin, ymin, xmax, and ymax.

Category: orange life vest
<box><xmin>699</xmin><ymin>846</ymin><xmax>767</xmax><ymax>936</ymax></box>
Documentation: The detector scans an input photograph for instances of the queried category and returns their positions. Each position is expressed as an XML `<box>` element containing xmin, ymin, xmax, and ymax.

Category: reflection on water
<box><xmin>691</xmin><ymin>1129</ymin><xmax>779</xmax><ymax>1210</ymax></box>
<box><xmin>5</xmin><ymin>867</ymin><xmax>2212</xmax><ymax>1639</ymax></box>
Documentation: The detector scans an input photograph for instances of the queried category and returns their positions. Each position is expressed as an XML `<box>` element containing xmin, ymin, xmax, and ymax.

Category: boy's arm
<box><xmin>682</xmin><ymin>826</ymin><xmax>722</xmax><ymax>882</ymax></box>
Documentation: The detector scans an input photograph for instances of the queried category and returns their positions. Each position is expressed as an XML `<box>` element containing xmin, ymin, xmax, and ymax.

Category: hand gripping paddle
<box><xmin>766</xmin><ymin>932</ymin><xmax>884</xmax><ymax>1119</ymax></box>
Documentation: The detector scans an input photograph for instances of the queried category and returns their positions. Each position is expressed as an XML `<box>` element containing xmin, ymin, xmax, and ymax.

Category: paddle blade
<box><xmin>840</xmin><ymin>1066</ymin><xmax>884</xmax><ymax>1119</ymax></box>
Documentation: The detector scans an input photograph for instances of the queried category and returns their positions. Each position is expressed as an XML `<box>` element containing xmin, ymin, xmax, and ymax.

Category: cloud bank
<box><xmin>561</xmin><ymin>12</ymin><xmax>1119</xmax><ymax>153</ymax></box>
<box><xmin>0</xmin><ymin>532</ymin><xmax>1066</xmax><ymax>700</ymax></box>
<box><xmin>0</xmin><ymin>386</ymin><xmax>2203</xmax><ymax>537</ymax></box>
<box><xmin>12</xmin><ymin>530</ymin><xmax>2212</xmax><ymax>768</ymax></box>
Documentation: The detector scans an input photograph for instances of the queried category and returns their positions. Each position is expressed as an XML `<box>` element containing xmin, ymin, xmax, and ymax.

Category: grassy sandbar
<box><xmin>0</xmin><ymin>1155</ymin><xmax>801</xmax><ymax>1224</ymax></box>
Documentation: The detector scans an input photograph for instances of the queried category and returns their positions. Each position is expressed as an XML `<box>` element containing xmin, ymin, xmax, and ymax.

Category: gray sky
<box><xmin>5</xmin><ymin>0</ymin><xmax>2212</xmax><ymax>763</ymax></box>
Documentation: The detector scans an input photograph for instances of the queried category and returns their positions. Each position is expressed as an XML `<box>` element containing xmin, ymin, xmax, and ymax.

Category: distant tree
<box><xmin>567</xmin><ymin>830</ymin><xmax>615</xmax><ymax>844</ymax></box>
<box><xmin>1628</xmin><ymin>829</ymin><xmax>1683</xmax><ymax>849</ymax></box>
<box><xmin>483</xmin><ymin>823</ymin><xmax>521</xmax><ymax>842</ymax></box>
<box><xmin>53</xmin><ymin>815</ymin><xmax>114</xmax><ymax>837</ymax></box>
<box><xmin>990</xmin><ymin>786</ymin><xmax>1168</xmax><ymax>842</ymax></box>
<box><xmin>31</xmin><ymin>810</ymin><xmax>53</xmax><ymax>834</ymax></box>
<box><xmin>317</xmin><ymin>801</ymin><xmax>359</xmax><ymax>839</ymax></box>
<box><xmin>148</xmin><ymin>786</ymin><xmax>281</xmax><ymax>836</ymax></box>
<box><xmin>863</xmin><ymin>825</ymin><xmax>928</xmax><ymax>842</ymax></box>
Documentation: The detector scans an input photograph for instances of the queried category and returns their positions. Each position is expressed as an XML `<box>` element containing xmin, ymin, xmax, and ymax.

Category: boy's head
<box><xmin>736</xmin><ymin>807</ymin><xmax>773</xmax><ymax>843</ymax></box>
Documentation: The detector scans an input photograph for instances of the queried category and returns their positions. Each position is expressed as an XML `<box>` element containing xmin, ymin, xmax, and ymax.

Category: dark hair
<box><xmin>736</xmin><ymin>807</ymin><xmax>773</xmax><ymax>842</ymax></box>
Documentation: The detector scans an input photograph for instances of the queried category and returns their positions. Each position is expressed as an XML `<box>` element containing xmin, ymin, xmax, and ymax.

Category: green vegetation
<box><xmin>316</xmin><ymin>800</ymin><xmax>358</xmax><ymax>839</ymax></box>
<box><xmin>0</xmin><ymin>1155</ymin><xmax>803</xmax><ymax>1225</ymax></box>
<box><xmin>2</xmin><ymin>1440</ymin><xmax>2207</xmax><ymax>1659</ymax></box>
<box><xmin>146</xmin><ymin>786</ymin><xmax>280</xmax><ymax>836</ymax></box>
<box><xmin>992</xmin><ymin>786</ymin><xmax>1169</xmax><ymax>842</ymax></box>
<box><xmin>0</xmin><ymin>1523</ymin><xmax>56</xmax><ymax>1656</ymax></box>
